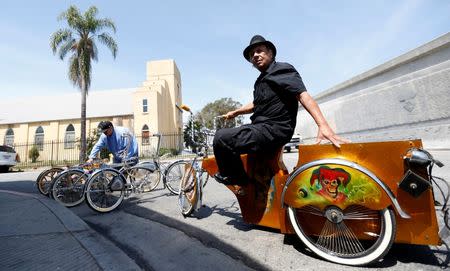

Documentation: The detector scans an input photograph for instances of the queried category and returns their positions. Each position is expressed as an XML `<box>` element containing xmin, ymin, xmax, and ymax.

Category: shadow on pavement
<box><xmin>119</xmin><ymin>201</ymin><xmax>272</xmax><ymax>271</ymax></box>
<box><xmin>283</xmin><ymin>229</ymin><xmax>449</xmax><ymax>269</ymax></box>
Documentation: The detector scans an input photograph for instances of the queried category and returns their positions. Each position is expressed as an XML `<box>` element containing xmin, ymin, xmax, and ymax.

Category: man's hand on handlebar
<box><xmin>222</xmin><ymin>110</ymin><xmax>238</xmax><ymax>119</ymax></box>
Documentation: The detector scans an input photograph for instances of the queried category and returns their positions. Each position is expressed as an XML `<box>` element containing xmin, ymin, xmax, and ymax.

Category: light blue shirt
<box><xmin>88</xmin><ymin>126</ymin><xmax>138</xmax><ymax>163</ymax></box>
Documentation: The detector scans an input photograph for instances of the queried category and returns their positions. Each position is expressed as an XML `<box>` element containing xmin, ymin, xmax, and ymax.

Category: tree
<box><xmin>183</xmin><ymin>97</ymin><xmax>243</xmax><ymax>152</ymax></box>
<box><xmin>85</xmin><ymin>129</ymin><xmax>110</xmax><ymax>160</ymax></box>
<box><xmin>196</xmin><ymin>98</ymin><xmax>243</xmax><ymax>130</ymax></box>
<box><xmin>28</xmin><ymin>145</ymin><xmax>40</xmax><ymax>163</ymax></box>
<box><xmin>183</xmin><ymin>118</ymin><xmax>204</xmax><ymax>153</ymax></box>
<box><xmin>50</xmin><ymin>5</ymin><xmax>117</xmax><ymax>162</ymax></box>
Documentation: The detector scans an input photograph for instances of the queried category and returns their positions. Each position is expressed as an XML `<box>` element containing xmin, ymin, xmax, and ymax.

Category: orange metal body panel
<box><xmin>202</xmin><ymin>140</ymin><xmax>441</xmax><ymax>245</ymax></box>
<box><xmin>295</xmin><ymin>140</ymin><xmax>440</xmax><ymax>245</ymax></box>
<box><xmin>202</xmin><ymin>150</ymin><xmax>289</xmax><ymax>230</ymax></box>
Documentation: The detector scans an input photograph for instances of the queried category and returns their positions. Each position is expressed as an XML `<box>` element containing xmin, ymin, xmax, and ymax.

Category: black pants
<box><xmin>213</xmin><ymin>124</ymin><xmax>286</xmax><ymax>178</ymax></box>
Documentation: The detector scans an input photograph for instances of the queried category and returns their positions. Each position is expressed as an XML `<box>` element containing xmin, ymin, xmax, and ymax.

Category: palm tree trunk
<box><xmin>79</xmin><ymin>86</ymin><xmax>87</xmax><ymax>162</ymax></box>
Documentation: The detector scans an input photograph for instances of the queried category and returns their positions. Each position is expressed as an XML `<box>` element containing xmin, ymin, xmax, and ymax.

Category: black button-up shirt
<box><xmin>250</xmin><ymin>61</ymin><xmax>307</xmax><ymax>143</ymax></box>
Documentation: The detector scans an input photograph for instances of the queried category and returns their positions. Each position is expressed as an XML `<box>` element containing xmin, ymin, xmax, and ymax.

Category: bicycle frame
<box><xmin>176</xmin><ymin>104</ymin><xmax>212</xmax><ymax>215</ymax></box>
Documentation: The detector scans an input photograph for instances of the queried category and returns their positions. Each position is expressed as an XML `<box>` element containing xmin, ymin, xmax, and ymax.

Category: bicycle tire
<box><xmin>288</xmin><ymin>205</ymin><xmax>396</xmax><ymax>266</ymax></box>
<box><xmin>36</xmin><ymin>167</ymin><xmax>64</xmax><ymax>196</ymax></box>
<box><xmin>85</xmin><ymin>168</ymin><xmax>126</xmax><ymax>213</ymax></box>
<box><xmin>128</xmin><ymin>166</ymin><xmax>160</xmax><ymax>192</ymax></box>
<box><xmin>164</xmin><ymin>160</ymin><xmax>190</xmax><ymax>195</ymax></box>
<box><xmin>177</xmin><ymin>163</ymin><xmax>198</xmax><ymax>216</ymax></box>
<box><xmin>51</xmin><ymin>169</ymin><xmax>88</xmax><ymax>207</ymax></box>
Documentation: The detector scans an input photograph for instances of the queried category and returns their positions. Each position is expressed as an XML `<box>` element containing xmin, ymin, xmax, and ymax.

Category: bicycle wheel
<box><xmin>51</xmin><ymin>169</ymin><xmax>88</xmax><ymax>207</ymax></box>
<box><xmin>288</xmin><ymin>205</ymin><xmax>396</xmax><ymax>266</ymax></box>
<box><xmin>36</xmin><ymin>167</ymin><xmax>64</xmax><ymax>196</ymax></box>
<box><xmin>129</xmin><ymin>166</ymin><xmax>160</xmax><ymax>192</ymax></box>
<box><xmin>177</xmin><ymin>163</ymin><xmax>198</xmax><ymax>216</ymax></box>
<box><xmin>85</xmin><ymin>169</ymin><xmax>125</xmax><ymax>213</ymax></box>
<box><xmin>164</xmin><ymin>160</ymin><xmax>190</xmax><ymax>195</ymax></box>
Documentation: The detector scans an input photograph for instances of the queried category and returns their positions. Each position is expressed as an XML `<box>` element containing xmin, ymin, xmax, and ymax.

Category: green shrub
<box><xmin>159</xmin><ymin>148</ymin><xmax>178</xmax><ymax>156</ymax></box>
<box><xmin>28</xmin><ymin>145</ymin><xmax>40</xmax><ymax>163</ymax></box>
<box><xmin>85</xmin><ymin>129</ymin><xmax>110</xmax><ymax>159</ymax></box>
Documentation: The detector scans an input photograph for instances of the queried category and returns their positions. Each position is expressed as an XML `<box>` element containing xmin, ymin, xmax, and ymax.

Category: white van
<box><xmin>0</xmin><ymin>145</ymin><xmax>19</xmax><ymax>173</ymax></box>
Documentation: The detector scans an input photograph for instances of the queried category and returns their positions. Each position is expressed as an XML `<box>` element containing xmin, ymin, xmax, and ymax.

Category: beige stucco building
<box><xmin>0</xmin><ymin>59</ymin><xmax>183</xmax><ymax>164</ymax></box>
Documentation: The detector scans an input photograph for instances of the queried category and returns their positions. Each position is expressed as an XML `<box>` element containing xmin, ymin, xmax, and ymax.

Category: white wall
<box><xmin>295</xmin><ymin>33</ymin><xmax>450</xmax><ymax>150</ymax></box>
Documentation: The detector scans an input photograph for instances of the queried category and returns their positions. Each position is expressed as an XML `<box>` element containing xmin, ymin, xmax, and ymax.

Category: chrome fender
<box><xmin>281</xmin><ymin>158</ymin><xmax>410</xmax><ymax>219</ymax></box>
<box><xmin>89</xmin><ymin>167</ymin><xmax>126</xmax><ymax>183</ymax></box>
<box><xmin>132</xmin><ymin>162</ymin><xmax>156</xmax><ymax>172</ymax></box>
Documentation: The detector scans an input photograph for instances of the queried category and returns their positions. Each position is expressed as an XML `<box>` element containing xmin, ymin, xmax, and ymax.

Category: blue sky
<box><xmin>1</xmin><ymin>0</ymin><xmax>449</xmax><ymax>113</ymax></box>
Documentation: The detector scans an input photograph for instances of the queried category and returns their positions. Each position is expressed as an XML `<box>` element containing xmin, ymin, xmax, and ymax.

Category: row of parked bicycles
<box><xmin>35</xmin><ymin>104</ymin><xmax>450</xmax><ymax>267</ymax></box>
<box><xmin>35</xmin><ymin>133</ymin><xmax>192</xmax><ymax>213</ymax></box>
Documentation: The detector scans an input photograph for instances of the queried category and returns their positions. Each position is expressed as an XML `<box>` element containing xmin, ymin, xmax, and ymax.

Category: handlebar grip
<box><xmin>181</xmin><ymin>104</ymin><xmax>191</xmax><ymax>112</ymax></box>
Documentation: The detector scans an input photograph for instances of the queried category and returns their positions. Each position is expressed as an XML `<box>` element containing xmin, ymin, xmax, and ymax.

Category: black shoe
<box><xmin>214</xmin><ymin>173</ymin><xmax>249</xmax><ymax>186</ymax></box>
<box><xmin>214</xmin><ymin>173</ymin><xmax>229</xmax><ymax>184</ymax></box>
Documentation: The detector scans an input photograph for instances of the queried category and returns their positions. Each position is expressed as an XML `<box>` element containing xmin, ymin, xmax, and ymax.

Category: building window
<box><xmin>143</xmin><ymin>99</ymin><xmax>148</xmax><ymax>113</ymax></box>
<box><xmin>35</xmin><ymin>126</ymin><xmax>44</xmax><ymax>151</ymax></box>
<box><xmin>64</xmin><ymin>124</ymin><xmax>76</xmax><ymax>149</ymax></box>
<box><xmin>142</xmin><ymin>125</ymin><xmax>150</xmax><ymax>145</ymax></box>
<box><xmin>4</xmin><ymin>128</ymin><xmax>14</xmax><ymax>146</ymax></box>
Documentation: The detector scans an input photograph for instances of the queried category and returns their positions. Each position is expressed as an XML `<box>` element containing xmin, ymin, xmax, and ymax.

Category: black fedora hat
<box><xmin>243</xmin><ymin>35</ymin><xmax>277</xmax><ymax>62</ymax></box>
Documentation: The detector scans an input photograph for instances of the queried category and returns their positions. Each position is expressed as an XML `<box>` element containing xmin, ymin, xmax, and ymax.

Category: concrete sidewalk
<box><xmin>0</xmin><ymin>190</ymin><xmax>141</xmax><ymax>271</ymax></box>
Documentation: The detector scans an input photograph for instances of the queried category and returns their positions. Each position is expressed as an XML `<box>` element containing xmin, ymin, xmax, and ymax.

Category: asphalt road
<box><xmin>0</xmin><ymin>150</ymin><xmax>449</xmax><ymax>270</ymax></box>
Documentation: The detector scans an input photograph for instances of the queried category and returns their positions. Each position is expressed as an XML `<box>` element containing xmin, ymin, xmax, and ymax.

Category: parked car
<box><xmin>284</xmin><ymin>135</ymin><xmax>302</xmax><ymax>152</ymax></box>
<box><xmin>0</xmin><ymin>145</ymin><xmax>19</xmax><ymax>173</ymax></box>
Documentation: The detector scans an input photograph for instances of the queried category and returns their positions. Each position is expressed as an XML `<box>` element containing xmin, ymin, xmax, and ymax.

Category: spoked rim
<box><xmin>51</xmin><ymin>170</ymin><xmax>87</xmax><ymax>207</ymax></box>
<box><xmin>129</xmin><ymin>167</ymin><xmax>160</xmax><ymax>192</ymax></box>
<box><xmin>164</xmin><ymin>160</ymin><xmax>189</xmax><ymax>195</ymax></box>
<box><xmin>85</xmin><ymin>169</ymin><xmax>125</xmax><ymax>213</ymax></box>
<box><xmin>288</xmin><ymin>205</ymin><xmax>395</xmax><ymax>266</ymax></box>
<box><xmin>177</xmin><ymin>166</ymin><xmax>198</xmax><ymax>216</ymax></box>
<box><xmin>37</xmin><ymin>168</ymin><xmax>63</xmax><ymax>196</ymax></box>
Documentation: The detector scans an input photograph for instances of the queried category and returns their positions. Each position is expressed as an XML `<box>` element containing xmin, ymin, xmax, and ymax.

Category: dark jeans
<box><xmin>213</xmin><ymin>124</ymin><xmax>285</xmax><ymax>179</ymax></box>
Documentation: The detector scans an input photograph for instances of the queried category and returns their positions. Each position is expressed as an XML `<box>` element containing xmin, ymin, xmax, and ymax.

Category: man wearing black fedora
<box><xmin>213</xmin><ymin>35</ymin><xmax>349</xmax><ymax>185</ymax></box>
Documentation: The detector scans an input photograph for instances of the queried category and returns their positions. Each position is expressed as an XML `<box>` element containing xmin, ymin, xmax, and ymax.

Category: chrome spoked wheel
<box><xmin>36</xmin><ymin>167</ymin><xmax>64</xmax><ymax>196</ymax></box>
<box><xmin>177</xmin><ymin>164</ymin><xmax>198</xmax><ymax>216</ymax></box>
<box><xmin>85</xmin><ymin>169</ymin><xmax>125</xmax><ymax>213</ymax></box>
<box><xmin>164</xmin><ymin>160</ymin><xmax>190</xmax><ymax>195</ymax></box>
<box><xmin>51</xmin><ymin>169</ymin><xmax>88</xmax><ymax>207</ymax></box>
<box><xmin>288</xmin><ymin>205</ymin><xmax>395</xmax><ymax>266</ymax></box>
<box><xmin>129</xmin><ymin>166</ymin><xmax>160</xmax><ymax>192</ymax></box>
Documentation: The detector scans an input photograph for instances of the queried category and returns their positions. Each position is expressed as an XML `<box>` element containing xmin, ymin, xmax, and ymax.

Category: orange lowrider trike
<box><xmin>198</xmin><ymin>139</ymin><xmax>447</xmax><ymax>266</ymax></box>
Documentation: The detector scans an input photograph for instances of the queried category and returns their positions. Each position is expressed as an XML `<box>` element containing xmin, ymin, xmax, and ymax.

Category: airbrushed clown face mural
<box><xmin>310</xmin><ymin>166</ymin><xmax>351</xmax><ymax>203</ymax></box>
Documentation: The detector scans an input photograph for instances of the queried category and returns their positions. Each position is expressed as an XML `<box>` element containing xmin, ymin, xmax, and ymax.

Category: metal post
<box><xmin>51</xmin><ymin>140</ymin><xmax>54</xmax><ymax>166</ymax></box>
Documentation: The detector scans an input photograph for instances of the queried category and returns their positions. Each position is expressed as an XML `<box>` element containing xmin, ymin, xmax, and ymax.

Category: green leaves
<box><xmin>98</xmin><ymin>33</ymin><xmax>118</xmax><ymax>58</ymax></box>
<box><xmin>196</xmin><ymin>97</ymin><xmax>243</xmax><ymax>129</ymax></box>
<box><xmin>50</xmin><ymin>5</ymin><xmax>117</xmax><ymax>92</ymax></box>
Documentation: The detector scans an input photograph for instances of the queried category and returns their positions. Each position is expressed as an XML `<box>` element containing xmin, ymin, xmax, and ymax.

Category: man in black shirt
<box><xmin>213</xmin><ymin>35</ymin><xmax>349</xmax><ymax>184</ymax></box>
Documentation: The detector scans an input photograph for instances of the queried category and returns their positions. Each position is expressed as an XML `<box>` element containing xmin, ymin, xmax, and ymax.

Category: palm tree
<box><xmin>50</xmin><ymin>5</ymin><xmax>117</xmax><ymax>162</ymax></box>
